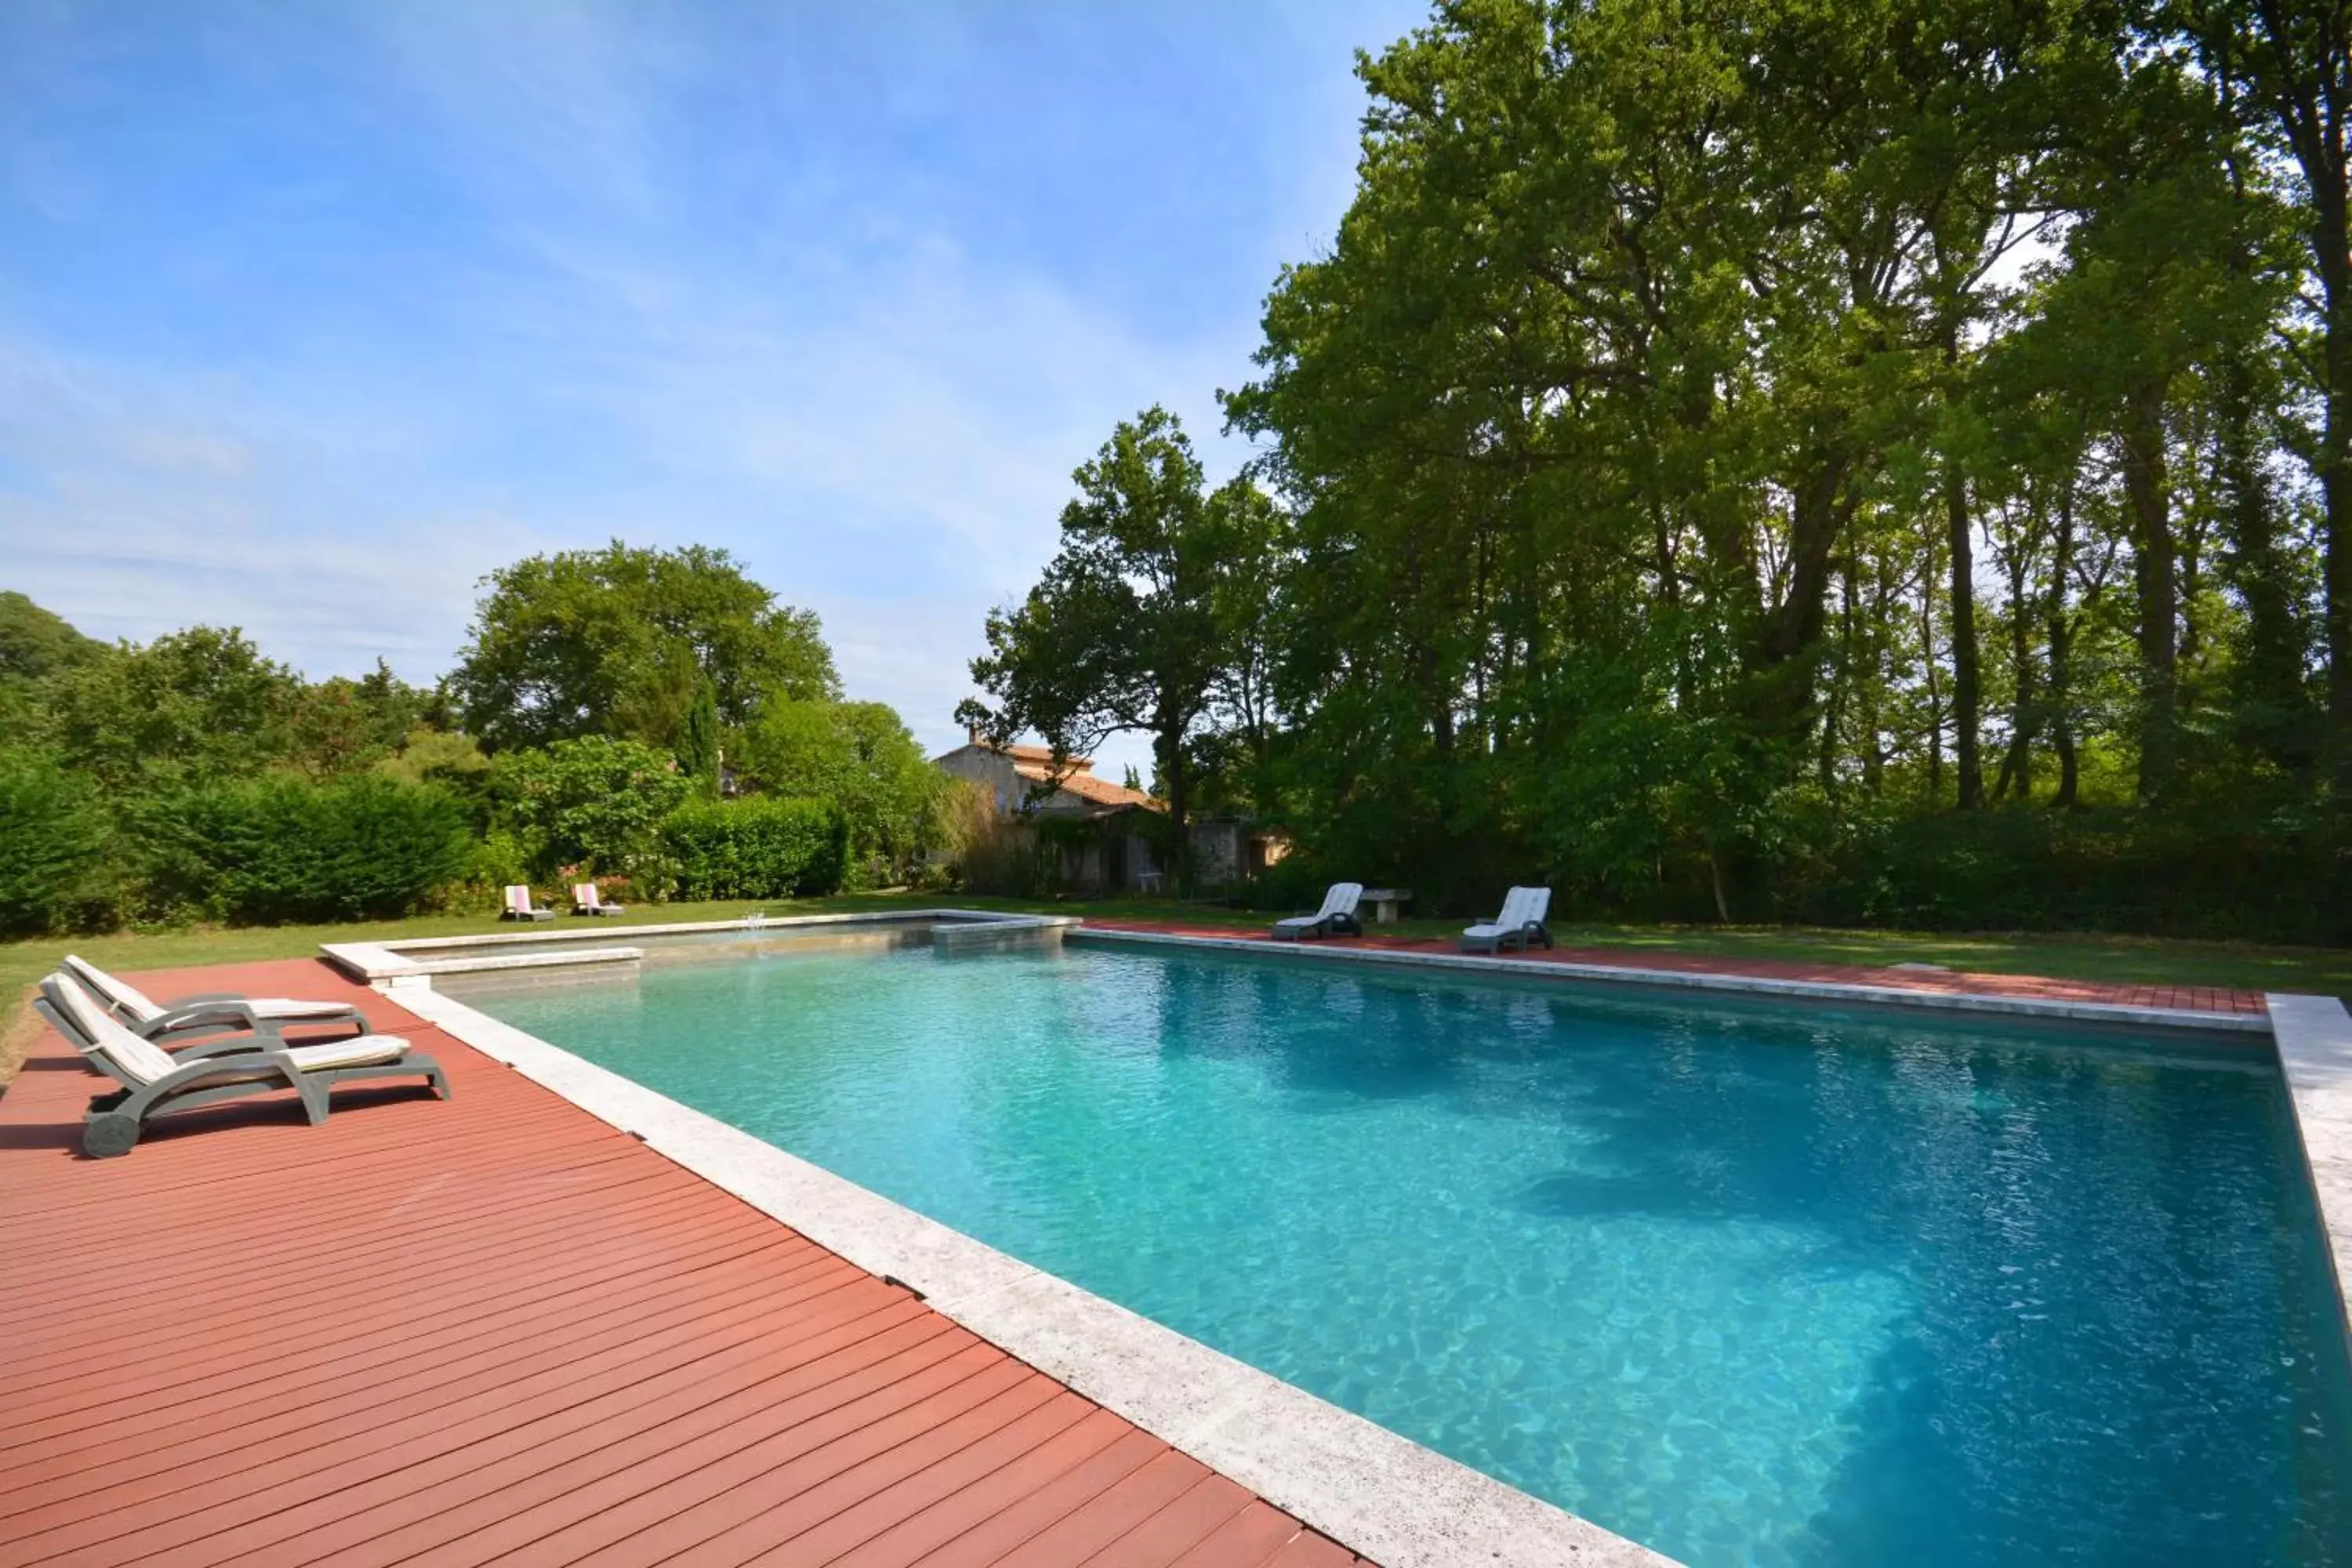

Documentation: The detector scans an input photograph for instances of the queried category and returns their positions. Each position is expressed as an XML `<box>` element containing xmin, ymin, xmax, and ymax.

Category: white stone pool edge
<box><xmin>371</xmin><ymin>976</ymin><xmax>1668</xmax><ymax>1568</ymax></box>
<box><xmin>321</xmin><ymin>912</ymin><xmax>2352</xmax><ymax>1568</ymax></box>
<box><xmin>1068</xmin><ymin>924</ymin><xmax>2278</xmax><ymax>1035</ymax></box>
<box><xmin>2269</xmin><ymin>995</ymin><xmax>2352</xmax><ymax>1317</ymax></box>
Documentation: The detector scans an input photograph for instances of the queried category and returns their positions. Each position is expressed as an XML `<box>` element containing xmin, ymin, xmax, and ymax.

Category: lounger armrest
<box><xmin>147</xmin><ymin>1000</ymin><xmax>270</xmax><ymax>1037</ymax></box>
<box><xmin>142</xmin><ymin>1018</ymin><xmax>253</xmax><ymax>1046</ymax></box>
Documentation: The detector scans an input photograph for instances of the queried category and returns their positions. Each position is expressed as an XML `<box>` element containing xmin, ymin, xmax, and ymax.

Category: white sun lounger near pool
<box><xmin>1272</xmin><ymin>883</ymin><xmax>1363</xmax><ymax>940</ymax></box>
<box><xmin>1461</xmin><ymin>886</ymin><xmax>1553</xmax><ymax>954</ymax></box>
<box><xmin>63</xmin><ymin>954</ymin><xmax>369</xmax><ymax>1043</ymax></box>
<box><xmin>38</xmin><ymin>974</ymin><xmax>448</xmax><ymax>1158</ymax></box>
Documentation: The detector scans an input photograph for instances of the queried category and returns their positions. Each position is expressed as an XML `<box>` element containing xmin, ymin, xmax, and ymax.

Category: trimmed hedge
<box><xmin>140</xmin><ymin>773</ymin><xmax>475</xmax><ymax>923</ymax></box>
<box><xmin>663</xmin><ymin>797</ymin><xmax>845</xmax><ymax>900</ymax></box>
<box><xmin>0</xmin><ymin>749</ymin><xmax>114</xmax><ymax>936</ymax></box>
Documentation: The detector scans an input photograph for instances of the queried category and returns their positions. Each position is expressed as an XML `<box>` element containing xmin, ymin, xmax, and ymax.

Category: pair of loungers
<box><xmin>33</xmin><ymin>957</ymin><xmax>448</xmax><ymax>1159</ymax></box>
<box><xmin>502</xmin><ymin>884</ymin><xmax>627</xmax><ymax>920</ymax></box>
<box><xmin>1272</xmin><ymin>881</ymin><xmax>1554</xmax><ymax>953</ymax></box>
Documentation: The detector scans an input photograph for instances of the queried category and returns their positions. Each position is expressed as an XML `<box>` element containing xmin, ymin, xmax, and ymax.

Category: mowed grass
<box><xmin>5</xmin><ymin>891</ymin><xmax>2347</xmax><ymax>1083</ymax></box>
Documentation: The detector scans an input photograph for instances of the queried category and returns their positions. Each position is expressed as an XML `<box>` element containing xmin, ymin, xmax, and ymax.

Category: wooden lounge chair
<box><xmin>501</xmin><ymin>884</ymin><xmax>555</xmax><ymax>922</ymax></box>
<box><xmin>62</xmin><ymin>954</ymin><xmax>368</xmax><ymax>1044</ymax></box>
<box><xmin>37</xmin><ymin>975</ymin><xmax>448</xmax><ymax>1159</ymax></box>
<box><xmin>1272</xmin><ymin>883</ymin><xmax>1364</xmax><ymax>941</ymax></box>
<box><xmin>572</xmin><ymin>882</ymin><xmax>626</xmax><ymax>917</ymax></box>
<box><xmin>1461</xmin><ymin>886</ymin><xmax>1554</xmax><ymax>954</ymax></box>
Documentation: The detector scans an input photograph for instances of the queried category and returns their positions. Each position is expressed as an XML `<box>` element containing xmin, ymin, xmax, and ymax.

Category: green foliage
<box><xmin>373</xmin><ymin>727</ymin><xmax>491</xmax><ymax>789</ymax></box>
<box><xmin>289</xmin><ymin>660</ymin><xmax>432</xmax><ymax>778</ymax></box>
<box><xmin>45</xmin><ymin>626</ymin><xmax>303</xmax><ymax>790</ymax></box>
<box><xmin>494</xmin><ymin>735</ymin><xmax>688</xmax><ymax>877</ymax></box>
<box><xmin>677</xmin><ymin>678</ymin><xmax>722</xmax><ymax>792</ymax></box>
<box><xmin>738</xmin><ymin>699</ymin><xmax>942</xmax><ymax>886</ymax></box>
<box><xmin>138</xmin><ymin>773</ymin><xmax>474</xmax><ymax>924</ymax></box>
<box><xmin>662</xmin><ymin>797</ymin><xmax>845</xmax><ymax>900</ymax></box>
<box><xmin>0</xmin><ymin>591</ymin><xmax>103</xmax><ymax>683</ymax></box>
<box><xmin>450</xmin><ymin>541</ymin><xmax>839</xmax><ymax>753</ymax></box>
<box><xmin>0</xmin><ymin>749</ymin><xmax>116</xmax><ymax>936</ymax></box>
<box><xmin>960</xmin><ymin>409</ymin><xmax>1287</xmax><ymax>886</ymax></box>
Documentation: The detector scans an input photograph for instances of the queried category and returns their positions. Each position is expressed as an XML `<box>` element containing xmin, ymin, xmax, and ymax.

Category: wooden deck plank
<box><xmin>0</xmin><ymin>1243</ymin><xmax>846</xmax><ymax>1515</ymax></box>
<box><xmin>0</xmin><ymin>957</ymin><xmax>1374</xmax><ymax>1568</ymax></box>
<box><xmin>826</xmin><ymin>1406</ymin><xmax>1138</xmax><ymax>1568</ymax></box>
<box><xmin>269</xmin><ymin>1313</ymin><xmax>969</xmax><ymax>1568</ymax></box>
<box><xmin>1167</xmin><ymin>1501</ymin><xmax>1311</xmax><ymax>1568</ymax></box>
<box><xmin>989</xmin><ymin>1451</ymin><xmax>1221</xmax><ymax>1568</ymax></box>
<box><xmin>1082</xmin><ymin>1474</ymin><xmax>1261</xmax><ymax>1568</ymax></box>
<box><xmin>0</xmin><ymin>1257</ymin><xmax>879</xmax><ymax>1540</ymax></box>
<box><xmin>895</xmin><ymin>1428</ymin><xmax>1171</xmax><ymax>1568</ymax></box>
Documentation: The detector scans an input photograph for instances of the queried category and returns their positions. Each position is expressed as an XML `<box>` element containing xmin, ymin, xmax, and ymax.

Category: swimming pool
<box><xmin>451</xmin><ymin>938</ymin><xmax>2352</xmax><ymax>1567</ymax></box>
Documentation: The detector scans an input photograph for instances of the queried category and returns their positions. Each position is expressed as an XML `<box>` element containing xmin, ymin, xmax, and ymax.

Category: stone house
<box><xmin>931</xmin><ymin>734</ymin><xmax>1284</xmax><ymax>893</ymax></box>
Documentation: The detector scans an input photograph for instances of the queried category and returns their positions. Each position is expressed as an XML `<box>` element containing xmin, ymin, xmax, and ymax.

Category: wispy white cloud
<box><xmin>0</xmin><ymin>0</ymin><xmax>1418</xmax><ymax>775</ymax></box>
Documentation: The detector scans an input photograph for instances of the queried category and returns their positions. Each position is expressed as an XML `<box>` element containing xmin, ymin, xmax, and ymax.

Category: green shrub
<box><xmin>736</xmin><ymin>699</ymin><xmax>945</xmax><ymax>887</ymax></box>
<box><xmin>0</xmin><ymin>748</ymin><xmax>118</xmax><ymax>935</ymax></box>
<box><xmin>495</xmin><ymin>735</ymin><xmax>688</xmax><ymax>877</ymax></box>
<box><xmin>663</xmin><ymin>797</ymin><xmax>845</xmax><ymax>900</ymax></box>
<box><xmin>140</xmin><ymin>772</ymin><xmax>475</xmax><ymax>923</ymax></box>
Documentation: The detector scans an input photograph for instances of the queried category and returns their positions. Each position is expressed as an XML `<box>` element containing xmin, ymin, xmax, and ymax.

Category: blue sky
<box><xmin>0</xmin><ymin>0</ymin><xmax>1424</xmax><ymax>771</ymax></box>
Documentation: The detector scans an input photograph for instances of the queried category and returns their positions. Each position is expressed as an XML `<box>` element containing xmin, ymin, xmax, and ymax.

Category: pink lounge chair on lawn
<box><xmin>501</xmin><ymin>884</ymin><xmax>554</xmax><ymax>922</ymax></box>
<box><xmin>572</xmin><ymin>883</ymin><xmax>626</xmax><ymax>917</ymax></box>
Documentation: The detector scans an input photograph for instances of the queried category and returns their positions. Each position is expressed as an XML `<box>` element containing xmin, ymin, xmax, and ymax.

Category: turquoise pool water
<box><xmin>456</xmin><ymin>938</ymin><xmax>2352</xmax><ymax>1567</ymax></box>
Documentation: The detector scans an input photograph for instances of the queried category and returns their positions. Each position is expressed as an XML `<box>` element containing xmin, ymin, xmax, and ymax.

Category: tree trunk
<box><xmin>1920</xmin><ymin>535</ymin><xmax>1944</xmax><ymax>804</ymax></box>
<box><xmin>2232</xmin><ymin>14</ymin><xmax>2351</xmax><ymax>788</ymax></box>
<box><xmin>1994</xmin><ymin>525</ymin><xmax>2035</xmax><ymax>802</ymax></box>
<box><xmin>1157</xmin><ymin>713</ymin><xmax>1189</xmax><ymax>897</ymax></box>
<box><xmin>2321</xmin><ymin>183</ymin><xmax>2352</xmax><ymax>792</ymax></box>
<box><xmin>1946</xmin><ymin>461</ymin><xmax>1984</xmax><ymax>808</ymax></box>
<box><xmin>2121</xmin><ymin>377</ymin><xmax>2177</xmax><ymax>802</ymax></box>
<box><xmin>2049</xmin><ymin>485</ymin><xmax>2080</xmax><ymax>809</ymax></box>
<box><xmin>2220</xmin><ymin>344</ymin><xmax>2309</xmax><ymax>760</ymax></box>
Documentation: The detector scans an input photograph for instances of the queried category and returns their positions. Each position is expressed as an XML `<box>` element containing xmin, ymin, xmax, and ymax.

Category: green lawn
<box><xmin>7</xmin><ymin>892</ymin><xmax>2346</xmax><ymax>1083</ymax></box>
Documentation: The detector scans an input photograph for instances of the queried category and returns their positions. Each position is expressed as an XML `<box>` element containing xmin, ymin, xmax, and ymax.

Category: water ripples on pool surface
<box><xmin>457</xmin><ymin>942</ymin><xmax>2352</xmax><ymax>1567</ymax></box>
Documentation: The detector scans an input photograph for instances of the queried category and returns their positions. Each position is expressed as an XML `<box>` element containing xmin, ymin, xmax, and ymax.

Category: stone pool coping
<box><xmin>320</xmin><ymin>908</ymin><xmax>1076</xmax><ymax>986</ymax></box>
<box><xmin>2269</xmin><ymin>995</ymin><xmax>2352</xmax><ymax>1319</ymax></box>
<box><xmin>326</xmin><ymin>909</ymin><xmax>2352</xmax><ymax>1566</ymax></box>
<box><xmin>378</xmin><ymin>972</ymin><xmax>1668</xmax><ymax>1568</ymax></box>
<box><xmin>1067</xmin><ymin>924</ymin><xmax>2274</xmax><ymax>1035</ymax></box>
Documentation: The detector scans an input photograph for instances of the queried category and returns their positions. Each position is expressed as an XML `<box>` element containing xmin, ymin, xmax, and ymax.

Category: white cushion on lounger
<box><xmin>154</xmin><ymin>1037</ymin><xmax>407</xmax><ymax>1087</ymax></box>
<box><xmin>285</xmin><ymin>1036</ymin><xmax>409</xmax><ymax>1071</ymax></box>
<box><xmin>249</xmin><ymin>1000</ymin><xmax>357</xmax><ymax>1020</ymax></box>
<box><xmin>49</xmin><ymin>982</ymin><xmax>178</xmax><ymax>1083</ymax></box>
<box><xmin>63</xmin><ymin>955</ymin><xmax>167</xmax><ymax>1024</ymax></box>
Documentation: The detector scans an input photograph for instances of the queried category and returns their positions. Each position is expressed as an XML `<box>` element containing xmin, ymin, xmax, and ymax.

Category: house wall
<box><xmin>1189</xmin><ymin>820</ymin><xmax>1243</xmax><ymax>887</ymax></box>
<box><xmin>934</xmin><ymin>746</ymin><xmax>1026</xmax><ymax>814</ymax></box>
<box><xmin>932</xmin><ymin>745</ymin><xmax>1096</xmax><ymax>817</ymax></box>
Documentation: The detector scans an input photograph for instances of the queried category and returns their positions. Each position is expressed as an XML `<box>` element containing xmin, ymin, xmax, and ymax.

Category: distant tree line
<box><xmin>0</xmin><ymin>544</ymin><xmax>947</xmax><ymax>935</ymax></box>
<box><xmin>967</xmin><ymin>0</ymin><xmax>2352</xmax><ymax>942</ymax></box>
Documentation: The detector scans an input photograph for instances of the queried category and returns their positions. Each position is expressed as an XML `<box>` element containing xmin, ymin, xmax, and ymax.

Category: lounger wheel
<box><xmin>84</xmin><ymin>1112</ymin><xmax>141</xmax><ymax>1159</ymax></box>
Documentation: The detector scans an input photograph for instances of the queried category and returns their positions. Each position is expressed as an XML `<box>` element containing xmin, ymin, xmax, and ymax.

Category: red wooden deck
<box><xmin>0</xmin><ymin>959</ymin><xmax>1373</xmax><ymax>1568</ymax></box>
<box><xmin>1084</xmin><ymin>920</ymin><xmax>2269</xmax><ymax>1015</ymax></box>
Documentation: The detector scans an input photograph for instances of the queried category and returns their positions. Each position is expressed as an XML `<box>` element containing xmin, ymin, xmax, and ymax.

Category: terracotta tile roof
<box><xmin>1011</xmin><ymin>759</ymin><xmax>1161</xmax><ymax>810</ymax></box>
<box><xmin>1000</xmin><ymin>742</ymin><xmax>1091</xmax><ymax>767</ymax></box>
